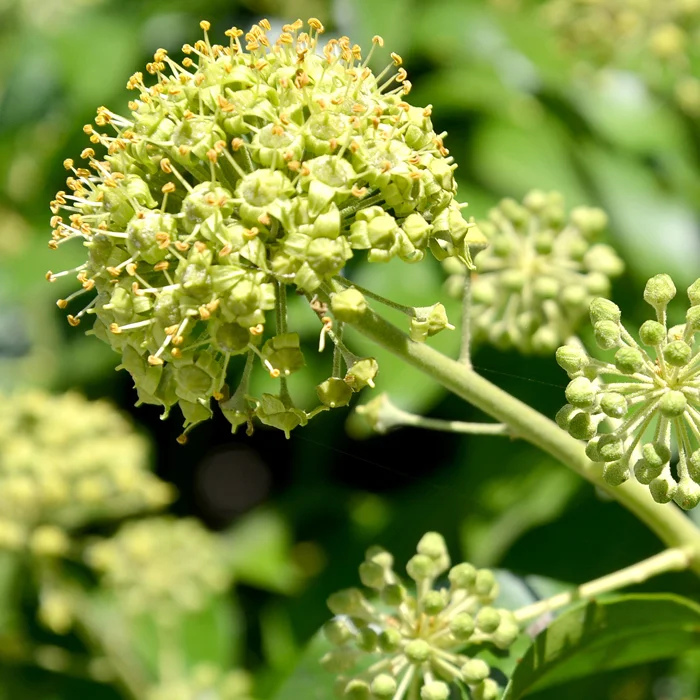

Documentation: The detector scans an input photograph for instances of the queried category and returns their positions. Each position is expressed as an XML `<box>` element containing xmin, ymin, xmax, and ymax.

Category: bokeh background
<box><xmin>3</xmin><ymin>0</ymin><xmax>700</xmax><ymax>698</ymax></box>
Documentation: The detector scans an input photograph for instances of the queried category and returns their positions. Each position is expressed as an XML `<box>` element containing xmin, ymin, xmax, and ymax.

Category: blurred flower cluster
<box><xmin>495</xmin><ymin>0</ymin><xmax>700</xmax><ymax>116</ymax></box>
<box><xmin>444</xmin><ymin>190</ymin><xmax>623</xmax><ymax>354</ymax></box>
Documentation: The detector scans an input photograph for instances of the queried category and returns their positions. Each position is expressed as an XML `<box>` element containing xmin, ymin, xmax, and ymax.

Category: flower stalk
<box><xmin>344</xmin><ymin>305</ymin><xmax>700</xmax><ymax>573</ymax></box>
<box><xmin>513</xmin><ymin>546</ymin><xmax>693</xmax><ymax>624</ymax></box>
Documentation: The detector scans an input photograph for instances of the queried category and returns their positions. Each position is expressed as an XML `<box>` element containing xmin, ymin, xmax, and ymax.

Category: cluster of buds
<box><xmin>87</xmin><ymin>517</ymin><xmax>231</xmax><ymax>614</ymax></box>
<box><xmin>556</xmin><ymin>275</ymin><xmax>700</xmax><ymax>509</ymax></box>
<box><xmin>322</xmin><ymin>533</ymin><xmax>519</xmax><ymax>700</ymax></box>
<box><xmin>508</xmin><ymin>0</ymin><xmax>700</xmax><ymax>116</ymax></box>
<box><xmin>48</xmin><ymin>18</ymin><xmax>476</xmax><ymax>439</ymax></box>
<box><xmin>147</xmin><ymin>665</ymin><xmax>255</xmax><ymax>700</ymax></box>
<box><xmin>445</xmin><ymin>190</ymin><xmax>623</xmax><ymax>354</ymax></box>
<box><xmin>0</xmin><ymin>391</ymin><xmax>171</xmax><ymax>554</ymax></box>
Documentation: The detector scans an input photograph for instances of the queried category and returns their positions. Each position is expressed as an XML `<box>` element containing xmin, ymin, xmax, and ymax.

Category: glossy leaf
<box><xmin>502</xmin><ymin>594</ymin><xmax>700</xmax><ymax>698</ymax></box>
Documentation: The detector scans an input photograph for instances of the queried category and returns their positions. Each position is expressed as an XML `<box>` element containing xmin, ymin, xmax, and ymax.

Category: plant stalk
<box><xmin>346</xmin><ymin>307</ymin><xmax>700</xmax><ymax>573</ymax></box>
<box><xmin>513</xmin><ymin>546</ymin><xmax>693</xmax><ymax>623</ymax></box>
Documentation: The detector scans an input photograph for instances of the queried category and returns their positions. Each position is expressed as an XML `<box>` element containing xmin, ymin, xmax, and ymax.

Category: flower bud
<box><xmin>555</xmin><ymin>404</ymin><xmax>577</xmax><ymax>430</ymax></box>
<box><xmin>331</xmin><ymin>289</ymin><xmax>368</xmax><ymax>323</ymax></box>
<box><xmin>449</xmin><ymin>613</ymin><xmax>475</xmax><ymax>640</ymax></box>
<box><xmin>421</xmin><ymin>681</ymin><xmax>450</xmax><ymax>700</ymax></box>
<box><xmin>598</xmin><ymin>435</ymin><xmax>624</xmax><ymax>462</ymax></box>
<box><xmin>422</xmin><ymin>590</ymin><xmax>447</xmax><ymax>615</ymax></box>
<box><xmin>686</xmin><ymin>305</ymin><xmax>700</xmax><ymax>332</ymax></box>
<box><xmin>644</xmin><ymin>274</ymin><xmax>676</xmax><ymax>309</ymax></box>
<box><xmin>639</xmin><ymin>320</ymin><xmax>666</xmax><ymax>346</ymax></box>
<box><xmin>602</xmin><ymin>460</ymin><xmax>630</xmax><ymax>486</ymax></box>
<box><xmin>565</xmin><ymin>377</ymin><xmax>597</xmax><ymax>409</ymax></box>
<box><xmin>634</xmin><ymin>458</ymin><xmax>663</xmax><ymax>486</ymax></box>
<box><xmin>689</xmin><ymin>450</ymin><xmax>700</xmax><ymax>482</ymax></box>
<box><xmin>461</xmin><ymin>659</ymin><xmax>490</xmax><ymax>684</ymax></box>
<box><xmin>359</xmin><ymin>561</ymin><xmax>386</xmax><ymax>590</ymax></box>
<box><xmin>568</xmin><ymin>412</ymin><xmax>597</xmax><ymax>440</ymax></box>
<box><xmin>378</xmin><ymin>628</ymin><xmax>402</xmax><ymax>652</ymax></box>
<box><xmin>688</xmin><ymin>279</ymin><xmax>700</xmax><ymax>306</ymax></box>
<box><xmin>585</xmin><ymin>437</ymin><xmax>602</xmax><ymax>461</ymax></box>
<box><xmin>614</xmin><ymin>347</ymin><xmax>644</xmax><ymax>374</ymax></box>
<box><xmin>449</xmin><ymin>562</ymin><xmax>477</xmax><ymax>589</ymax></box>
<box><xmin>556</xmin><ymin>345</ymin><xmax>589</xmax><ymax>374</ymax></box>
<box><xmin>356</xmin><ymin>627</ymin><xmax>378</xmax><ymax>652</ymax></box>
<box><xmin>474</xmin><ymin>569</ymin><xmax>498</xmax><ymax>600</ymax></box>
<box><xmin>594</xmin><ymin>320</ymin><xmax>620</xmax><ymax>349</ymax></box>
<box><xmin>475</xmin><ymin>607</ymin><xmax>501</xmax><ymax>633</ymax></box>
<box><xmin>324</xmin><ymin>618</ymin><xmax>354</xmax><ymax>646</ymax></box>
<box><xmin>327</xmin><ymin>588</ymin><xmax>370</xmax><ymax>618</ymax></box>
<box><xmin>406</xmin><ymin>554</ymin><xmax>435</xmax><ymax>581</ymax></box>
<box><xmin>674</xmin><ymin>477</ymin><xmax>700</xmax><ymax>510</ymax></box>
<box><xmin>344</xmin><ymin>679</ymin><xmax>371</xmax><ymax>700</ymax></box>
<box><xmin>599</xmin><ymin>392</ymin><xmax>628</xmax><ymax>419</ymax></box>
<box><xmin>405</xmin><ymin>639</ymin><xmax>432</xmax><ymax>664</ymax></box>
<box><xmin>472</xmin><ymin>678</ymin><xmax>499</xmax><ymax>700</ymax></box>
<box><xmin>659</xmin><ymin>390</ymin><xmax>687</xmax><ymax>418</ymax></box>
<box><xmin>650</xmin><ymin>473</ymin><xmax>678</xmax><ymax>503</ymax></box>
<box><xmin>590</xmin><ymin>297</ymin><xmax>621</xmax><ymax>323</ymax></box>
<box><xmin>664</xmin><ymin>340</ymin><xmax>691</xmax><ymax>367</ymax></box>
<box><xmin>381</xmin><ymin>583</ymin><xmax>406</xmax><ymax>606</ymax></box>
<box><xmin>371</xmin><ymin>675</ymin><xmax>397</xmax><ymax>699</ymax></box>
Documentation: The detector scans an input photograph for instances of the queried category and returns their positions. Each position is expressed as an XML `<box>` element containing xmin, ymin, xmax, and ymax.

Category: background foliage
<box><xmin>2</xmin><ymin>0</ymin><xmax>700</xmax><ymax>697</ymax></box>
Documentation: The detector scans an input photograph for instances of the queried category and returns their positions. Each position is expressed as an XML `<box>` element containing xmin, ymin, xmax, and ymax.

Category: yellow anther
<box><xmin>308</xmin><ymin>17</ymin><xmax>324</xmax><ymax>32</ymax></box>
<box><xmin>200</xmin><ymin>20</ymin><xmax>211</xmax><ymax>31</ymax></box>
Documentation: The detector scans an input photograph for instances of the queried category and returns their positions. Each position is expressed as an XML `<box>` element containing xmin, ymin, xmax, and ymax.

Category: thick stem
<box><xmin>513</xmin><ymin>546</ymin><xmax>693</xmax><ymax>623</ymax></box>
<box><xmin>347</xmin><ymin>308</ymin><xmax>700</xmax><ymax>573</ymax></box>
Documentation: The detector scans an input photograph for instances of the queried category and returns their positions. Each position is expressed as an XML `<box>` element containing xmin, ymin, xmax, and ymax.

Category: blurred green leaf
<box><xmin>222</xmin><ymin>509</ymin><xmax>304</xmax><ymax>595</ymax></box>
<box><xmin>269</xmin><ymin>631</ymin><xmax>332</xmax><ymax>700</ymax></box>
<box><xmin>502</xmin><ymin>594</ymin><xmax>700</xmax><ymax>698</ymax></box>
<box><xmin>461</xmin><ymin>461</ymin><xmax>580</xmax><ymax>567</ymax></box>
<box><xmin>582</xmin><ymin>145</ymin><xmax>700</xmax><ymax>286</ymax></box>
<box><xmin>470</xmin><ymin>115</ymin><xmax>588</xmax><ymax>203</ymax></box>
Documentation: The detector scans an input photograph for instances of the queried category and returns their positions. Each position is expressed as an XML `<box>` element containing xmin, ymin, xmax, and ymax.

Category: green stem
<box><xmin>361</xmin><ymin>397</ymin><xmax>508</xmax><ymax>436</ymax></box>
<box><xmin>513</xmin><ymin>546</ymin><xmax>693</xmax><ymax>623</ymax></box>
<box><xmin>347</xmin><ymin>308</ymin><xmax>700</xmax><ymax>573</ymax></box>
<box><xmin>334</xmin><ymin>275</ymin><xmax>416</xmax><ymax>316</ymax></box>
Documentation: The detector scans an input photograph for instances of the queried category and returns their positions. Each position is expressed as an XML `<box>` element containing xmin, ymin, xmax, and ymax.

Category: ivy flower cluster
<box><xmin>322</xmin><ymin>533</ymin><xmax>519</xmax><ymax>700</ymax></box>
<box><xmin>0</xmin><ymin>391</ymin><xmax>171</xmax><ymax>555</ymax></box>
<box><xmin>87</xmin><ymin>517</ymin><xmax>231</xmax><ymax>614</ymax></box>
<box><xmin>47</xmin><ymin>18</ymin><xmax>475</xmax><ymax>439</ymax></box>
<box><xmin>557</xmin><ymin>274</ymin><xmax>700</xmax><ymax>509</ymax></box>
<box><xmin>499</xmin><ymin>0</ymin><xmax>700</xmax><ymax>116</ymax></box>
<box><xmin>445</xmin><ymin>190</ymin><xmax>623</xmax><ymax>354</ymax></box>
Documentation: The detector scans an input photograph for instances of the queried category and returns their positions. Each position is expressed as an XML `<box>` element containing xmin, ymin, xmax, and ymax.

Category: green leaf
<box><xmin>502</xmin><ymin>593</ymin><xmax>700</xmax><ymax>699</ymax></box>
<box><xmin>269</xmin><ymin>631</ymin><xmax>334</xmax><ymax>700</ymax></box>
<box><xmin>221</xmin><ymin>508</ymin><xmax>303</xmax><ymax>595</ymax></box>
